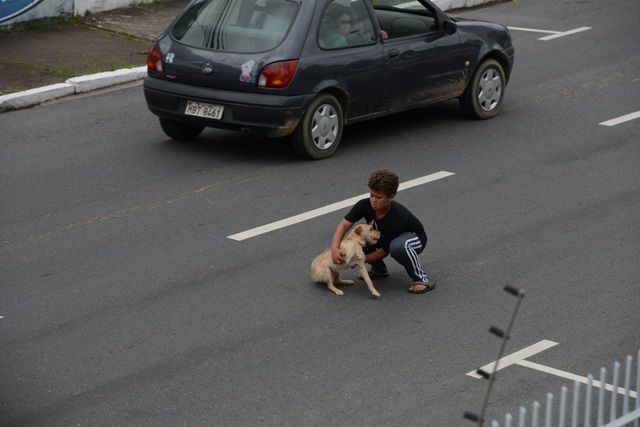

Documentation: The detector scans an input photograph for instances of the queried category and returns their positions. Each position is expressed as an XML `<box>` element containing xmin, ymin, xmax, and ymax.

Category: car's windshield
<box><xmin>171</xmin><ymin>0</ymin><xmax>298</xmax><ymax>53</ymax></box>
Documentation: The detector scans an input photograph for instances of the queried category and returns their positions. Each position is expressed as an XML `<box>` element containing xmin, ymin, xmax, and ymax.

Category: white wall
<box><xmin>73</xmin><ymin>0</ymin><xmax>148</xmax><ymax>16</ymax></box>
<box><xmin>1</xmin><ymin>0</ymin><xmax>74</xmax><ymax>26</ymax></box>
<box><xmin>0</xmin><ymin>0</ymin><xmax>155</xmax><ymax>28</ymax></box>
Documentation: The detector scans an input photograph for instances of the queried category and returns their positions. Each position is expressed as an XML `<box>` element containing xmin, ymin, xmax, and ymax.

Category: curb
<box><xmin>0</xmin><ymin>66</ymin><xmax>147</xmax><ymax>113</ymax></box>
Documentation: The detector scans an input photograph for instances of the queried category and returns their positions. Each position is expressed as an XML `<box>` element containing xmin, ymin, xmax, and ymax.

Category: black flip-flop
<box><xmin>408</xmin><ymin>281</ymin><xmax>436</xmax><ymax>294</ymax></box>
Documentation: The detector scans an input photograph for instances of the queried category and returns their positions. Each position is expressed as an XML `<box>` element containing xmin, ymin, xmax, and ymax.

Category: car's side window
<box><xmin>318</xmin><ymin>0</ymin><xmax>376</xmax><ymax>49</ymax></box>
<box><xmin>371</xmin><ymin>0</ymin><xmax>437</xmax><ymax>40</ymax></box>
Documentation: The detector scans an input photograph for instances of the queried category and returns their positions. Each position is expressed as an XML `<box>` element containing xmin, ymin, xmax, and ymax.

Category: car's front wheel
<box><xmin>460</xmin><ymin>59</ymin><xmax>506</xmax><ymax>120</ymax></box>
<box><xmin>292</xmin><ymin>94</ymin><xmax>343</xmax><ymax>160</ymax></box>
<box><xmin>159</xmin><ymin>117</ymin><xmax>205</xmax><ymax>140</ymax></box>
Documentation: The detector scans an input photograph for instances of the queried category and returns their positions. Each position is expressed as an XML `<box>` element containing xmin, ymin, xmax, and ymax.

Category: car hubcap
<box><xmin>310</xmin><ymin>104</ymin><xmax>339</xmax><ymax>150</ymax></box>
<box><xmin>477</xmin><ymin>68</ymin><xmax>502</xmax><ymax>112</ymax></box>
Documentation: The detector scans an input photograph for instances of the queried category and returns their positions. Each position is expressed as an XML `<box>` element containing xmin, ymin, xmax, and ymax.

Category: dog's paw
<box><xmin>372</xmin><ymin>291</ymin><xmax>381</xmax><ymax>298</ymax></box>
<box><xmin>342</xmin><ymin>280</ymin><xmax>354</xmax><ymax>286</ymax></box>
<box><xmin>334</xmin><ymin>289</ymin><xmax>345</xmax><ymax>296</ymax></box>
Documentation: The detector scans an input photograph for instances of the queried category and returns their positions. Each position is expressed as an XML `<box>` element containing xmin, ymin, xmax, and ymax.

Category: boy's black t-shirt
<box><xmin>344</xmin><ymin>198</ymin><xmax>427</xmax><ymax>252</ymax></box>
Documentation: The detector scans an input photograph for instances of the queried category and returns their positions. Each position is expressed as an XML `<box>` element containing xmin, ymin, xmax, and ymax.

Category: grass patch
<box><xmin>1</xmin><ymin>16</ymin><xmax>81</xmax><ymax>33</ymax></box>
<box><xmin>134</xmin><ymin>0</ymin><xmax>165</xmax><ymax>11</ymax></box>
<box><xmin>0</xmin><ymin>56</ymin><xmax>143</xmax><ymax>79</ymax></box>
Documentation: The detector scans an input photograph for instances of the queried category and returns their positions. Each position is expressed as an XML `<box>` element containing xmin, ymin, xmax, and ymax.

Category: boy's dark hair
<box><xmin>368</xmin><ymin>169</ymin><xmax>399</xmax><ymax>196</ymax></box>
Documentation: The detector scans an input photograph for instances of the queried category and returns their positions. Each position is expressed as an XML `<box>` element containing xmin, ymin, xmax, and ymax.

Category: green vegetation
<box><xmin>1</xmin><ymin>15</ymin><xmax>81</xmax><ymax>33</ymax></box>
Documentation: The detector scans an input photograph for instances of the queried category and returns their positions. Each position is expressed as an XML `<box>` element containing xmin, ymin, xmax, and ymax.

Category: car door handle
<box><xmin>387</xmin><ymin>49</ymin><xmax>399</xmax><ymax>58</ymax></box>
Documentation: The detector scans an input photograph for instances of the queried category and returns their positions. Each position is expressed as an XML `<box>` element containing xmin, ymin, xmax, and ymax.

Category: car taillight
<box><xmin>147</xmin><ymin>44</ymin><xmax>164</xmax><ymax>73</ymax></box>
<box><xmin>258</xmin><ymin>60</ymin><xmax>299</xmax><ymax>88</ymax></box>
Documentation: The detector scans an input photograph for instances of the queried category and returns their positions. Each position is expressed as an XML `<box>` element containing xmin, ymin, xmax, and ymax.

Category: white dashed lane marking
<box><xmin>227</xmin><ymin>171</ymin><xmax>455</xmax><ymax>241</ymax></box>
<box><xmin>599</xmin><ymin>111</ymin><xmax>640</xmax><ymax>127</ymax></box>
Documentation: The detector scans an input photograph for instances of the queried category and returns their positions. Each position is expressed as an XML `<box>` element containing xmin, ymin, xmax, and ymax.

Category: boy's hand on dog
<box><xmin>331</xmin><ymin>247</ymin><xmax>345</xmax><ymax>264</ymax></box>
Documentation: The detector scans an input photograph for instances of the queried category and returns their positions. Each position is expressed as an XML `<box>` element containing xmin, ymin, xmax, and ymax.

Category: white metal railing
<box><xmin>489</xmin><ymin>351</ymin><xmax>640</xmax><ymax>427</ymax></box>
<box><xmin>463</xmin><ymin>285</ymin><xmax>639</xmax><ymax>427</ymax></box>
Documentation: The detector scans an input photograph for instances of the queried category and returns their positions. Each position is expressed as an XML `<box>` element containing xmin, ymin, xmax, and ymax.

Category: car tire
<box><xmin>159</xmin><ymin>117</ymin><xmax>205</xmax><ymax>140</ymax></box>
<box><xmin>292</xmin><ymin>94</ymin><xmax>343</xmax><ymax>160</ymax></box>
<box><xmin>460</xmin><ymin>59</ymin><xmax>505</xmax><ymax>120</ymax></box>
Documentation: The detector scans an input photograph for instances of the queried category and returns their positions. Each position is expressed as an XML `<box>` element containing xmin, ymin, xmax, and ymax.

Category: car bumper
<box><xmin>143</xmin><ymin>77</ymin><xmax>312</xmax><ymax>138</ymax></box>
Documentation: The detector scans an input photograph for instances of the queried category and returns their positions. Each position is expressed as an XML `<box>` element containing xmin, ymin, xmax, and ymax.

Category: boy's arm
<box><xmin>365</xmin><ymin>247</ymin><xmax>388</xmax><ymax>264</ymax></box>
<box><xmin>331</xmin><ymin>219</ymin><xmax>353</xmax><ymax>264</ymax></box>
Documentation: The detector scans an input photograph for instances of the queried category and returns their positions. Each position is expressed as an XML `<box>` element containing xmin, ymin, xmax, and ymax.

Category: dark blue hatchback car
<box><xmin>143</xmin><ymin>0</ymin><xmax>514</xmax><ymax>159</ymax></box>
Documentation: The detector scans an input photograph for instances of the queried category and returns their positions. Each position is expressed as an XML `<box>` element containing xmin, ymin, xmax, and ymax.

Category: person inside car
<box><xmin>320</xmin><ymin>5</ymin><xmax>352</xmax><ymax>48</ymax></box>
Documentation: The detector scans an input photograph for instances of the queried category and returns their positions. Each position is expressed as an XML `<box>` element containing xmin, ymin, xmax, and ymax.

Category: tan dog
<box><xmin>310</xmin><ymin>224</ymin><xmax>381</xmax><ymax>297</ymax></box>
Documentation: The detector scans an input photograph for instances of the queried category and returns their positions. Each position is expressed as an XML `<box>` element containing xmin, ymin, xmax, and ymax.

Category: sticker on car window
<box><xmin>240</xmin><ymin>60</ymin><xmax>255</xmax><ymax>82</ymax></box>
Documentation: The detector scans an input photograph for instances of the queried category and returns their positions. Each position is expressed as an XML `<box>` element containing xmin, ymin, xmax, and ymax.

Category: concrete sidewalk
<box><xmin>0</xmin><ymin>0</ymin><xmax>496</xmax><ymax>113</ymax></box>
<box><xmin>0</xmin><ymin>0</ymin><xmax>189</xmax><ymax>112</ymax></box>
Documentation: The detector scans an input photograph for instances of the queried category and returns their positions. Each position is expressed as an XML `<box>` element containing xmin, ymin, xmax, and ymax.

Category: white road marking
<box><xmin>227</xmin><ymin>171</ymin><xmax>455</xmax><ymax>241</ymax></box>
<box><xmin>599</xmin><ymin>111</ymin><xmax>640</xmax><ymax>126</ymax></box>
<box><xmin>539</xmin><ymin>26</ymin><xmax>592</xmax><ymax>40</ymax></box>
<box><xmin>517</xmin><ymin>360</ymin><xmax>638</xmax><ymax>398</ymax></box>
<box><xmin>508</xmin><ymin>26</ymin><xmax>556</xmax><ymax>35</ymax></box>
<box><xmin>467</xmin><ymin>340</ymin><xmax>638</xmax><ymax>399</ymax></box>
<box><xmin>508</xmin><ymin>26</ymin><xmax>591</xmax><ymax>40</ymax></box>
<box><xmin>466</xmin><ymin>339</ymin><xmax>559</xmax><ymax>378</ymax></box>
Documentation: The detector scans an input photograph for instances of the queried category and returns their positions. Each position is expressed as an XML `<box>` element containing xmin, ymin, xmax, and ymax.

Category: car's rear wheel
<box><xmin>159</xmin><ymin>117</ymin><xmax>205</xmax><ymax>140</ymax></box>
<box><xmin>460</xmin><ymin>59</ymin><xmax>505</xmax><ymax>120</ymax></box>
<box><xmin>292</xmin><ymin>94</ymin><xmax>343</xmax><ymax>160</ymax></box>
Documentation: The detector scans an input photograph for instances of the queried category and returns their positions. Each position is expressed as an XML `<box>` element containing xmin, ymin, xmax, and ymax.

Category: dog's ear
<box><xmin>353</xmin><ymin>225</ymin><xmax>363</xmax><ymax>236</ymax></box>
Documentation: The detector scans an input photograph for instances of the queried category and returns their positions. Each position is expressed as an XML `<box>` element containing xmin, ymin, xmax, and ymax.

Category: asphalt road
<box><xmin>1</xmin><ymin>0</ymin><xmax>639</xmax><ymax>425</ymax></box>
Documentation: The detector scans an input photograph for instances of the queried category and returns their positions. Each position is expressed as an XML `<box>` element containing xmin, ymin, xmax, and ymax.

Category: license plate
<box><xmin>184</xmin><ymin>100</ymin><xmax>224</xmax><ymax>120</ymax></box>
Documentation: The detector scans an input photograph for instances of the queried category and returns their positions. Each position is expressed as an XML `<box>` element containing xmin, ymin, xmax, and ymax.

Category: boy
<box><xmin>330</xmin><ymin>169</ymin><xmax>435</xmax><ymax>294</ymax></box>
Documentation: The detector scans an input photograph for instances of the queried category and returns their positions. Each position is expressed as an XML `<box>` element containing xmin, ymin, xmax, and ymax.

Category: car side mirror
<box><xmin>443</xmin><ymin>20</ymin><xmax>457</xmax><ymax>35</ymax></box>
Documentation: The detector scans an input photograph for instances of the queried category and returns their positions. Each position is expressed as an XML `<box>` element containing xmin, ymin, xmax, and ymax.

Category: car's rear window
<box><xmin>171</xmin><ymin>0</ymin><xmax>298</xmax><ymax>53</ymax></box>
